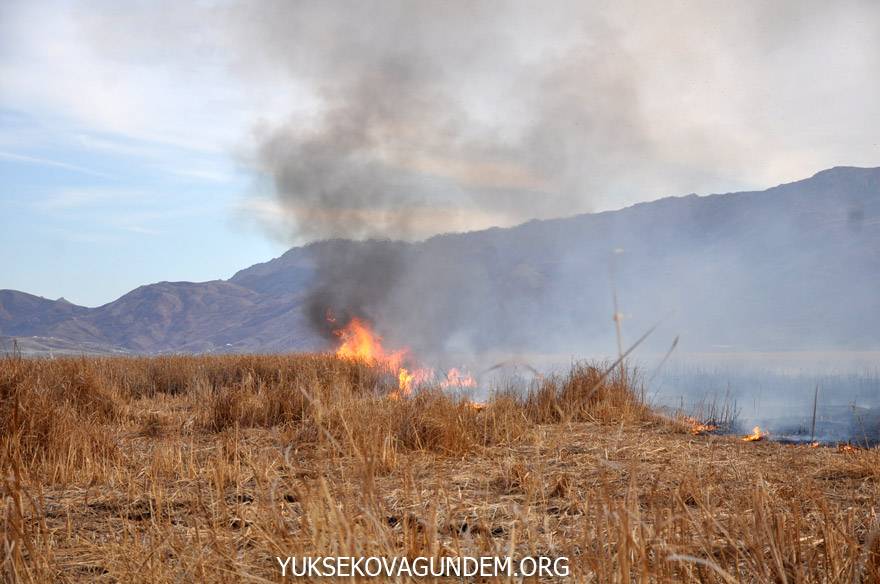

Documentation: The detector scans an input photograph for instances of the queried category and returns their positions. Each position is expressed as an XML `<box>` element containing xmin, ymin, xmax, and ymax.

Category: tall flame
<box><xmin>334</xmin><ymin>318</ymin><xmax>406</xmax><ymax>371</ymax></box>
<box><xmin>331</xmin><ymin>317</ymin><xmax>478</xmax><ymax>400</ymax></box>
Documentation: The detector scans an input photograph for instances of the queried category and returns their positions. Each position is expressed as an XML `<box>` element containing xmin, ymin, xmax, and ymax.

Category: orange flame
<box><xmin>440</xmin><ymin>367</ymin><xmax>477</xmax><ymax>388</ymax></box>
<box><xmin>331</xmin><ymin>317</ymin><xmax>475</xmax><ymax>400</ymax></box>
<box><xmin>393</xmin><ymin>367</ymin><xmax>434</xmax><ymax>398</ymax></box>
<box><xmin>395</xmin><ymin>368</ymin><xmax>414</xmax><ymax>398</ymax></box>
<box><xmin>683</xmin><ymin>416</ymin><xmax>717</xmax><ymax>436</ymax></box>
<box><xmin>334</xmin><ymin>317</ymin><xmax>405</xmax><ymax>371</ymax></box>
<box><xmin>741</xmin><ymin>426</ymin><xmax>768</xmax><ymax>442</ymax></box>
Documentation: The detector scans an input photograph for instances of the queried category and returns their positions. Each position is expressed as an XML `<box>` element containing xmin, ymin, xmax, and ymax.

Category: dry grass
<box><xmin>1</xmin><ymin>353</ymin><xmax>879</xmax><ymax>582</ymax></box>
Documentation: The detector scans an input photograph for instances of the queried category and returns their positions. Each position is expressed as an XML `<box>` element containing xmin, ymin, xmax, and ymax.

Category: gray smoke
<box><xmin>231</xmin><ymin>0</ymin><xmax>880</xmax><ymax>346</ymax></box>
<box><xmin>246</xmin><ymin>2</ymin><xmax>671</xmax><ymax>239</ymax></box>
<box><xmin>66</xmin><ymin>0</ymin><xmax>880</xmax><ymax>350</ymax></box>
<box><xmin>241</xmin><ymin>1</ymin><xmax>683</xmax><ymax>340</ymax></box>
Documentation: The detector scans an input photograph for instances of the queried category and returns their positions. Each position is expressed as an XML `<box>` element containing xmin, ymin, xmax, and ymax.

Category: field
<box><xmin>2</xmin><ymin>353</ymin><xmax>880</xmax><ymax>582</ymax></box>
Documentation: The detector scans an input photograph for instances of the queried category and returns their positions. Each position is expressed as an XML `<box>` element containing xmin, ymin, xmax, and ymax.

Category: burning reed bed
<box><xmin>2</xmin><ymin>353</ymin><xmax>879</xmax><ymax>582</ymax></box>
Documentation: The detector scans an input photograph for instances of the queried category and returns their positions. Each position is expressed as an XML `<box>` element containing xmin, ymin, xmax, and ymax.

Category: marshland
<box><xmin>3</xmin><ymin>352</ymin><xmax>879</xmax><ymax>582</ymax></box>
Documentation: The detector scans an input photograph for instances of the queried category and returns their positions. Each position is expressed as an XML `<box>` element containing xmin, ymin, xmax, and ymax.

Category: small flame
<box><xmin>683</xmin><ymin>416</ymin><xmax>717</xmax><ymax>436</ymax></box>
<box><xmin>837</xmin><ymin>443</ymin><xmax>858</xmax><ymax>454</ymax></box>
<box><xmin>809</xmin><ymin>441</ymin><xmax>820</xmax><ymax>448</ymax></box>
<box><xmin>440</xmin><ymin>367</ymin><xmax>477</xmax><ymax>388</ymax></box>
<box><xmin>741</xmin><ymin>426</ymin><xmax>768</xmax><ymax>442</ymax></box>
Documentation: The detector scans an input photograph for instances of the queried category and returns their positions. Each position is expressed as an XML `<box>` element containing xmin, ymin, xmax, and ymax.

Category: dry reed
<box><xmin>1</xmin><ymin>353</ymin><xmax>878</xmax><ymax>582</ymax></box>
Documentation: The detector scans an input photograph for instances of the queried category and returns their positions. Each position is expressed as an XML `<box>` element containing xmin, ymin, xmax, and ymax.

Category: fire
<box><xmin>393</xmin><ymin>367</ymin><xmax>434</xmax><ymax>399</ymax></box>
<box><xmin>334</xmin><ymin>317</ymin><xmax>405</xmax><ymax>371</ymax></box>
<box><xmin>440</xmin><ymin>367</ymin><xmax>477</xmax><ymax>388</ymax></box>
<box><xmin>332</xmin><ymin>317</ymin><xmax>413</xmax><ymax>398</ymax></box>
<box><xmin>683</xmin><ymin>416</ymin><xmax>717</xmax><ymax>436</ymax></box>
<box><xmin>837</xmin><ymin>443</ymin><xmax>858</xmax><ymax>454</ymax></box>
<box><xmin>331</xmin><ymin>317</ymin><xmax>477</xmax><ymax>400</ymax></box>
<box><xmin>741</xmin><ymin>426</ymin><xmax>768</xmax><ymax>442</ymax></box>
<box><xmin>396</xmin><ymin>368</ymin><xmax>414</xmax><ymax>398</ymax></box>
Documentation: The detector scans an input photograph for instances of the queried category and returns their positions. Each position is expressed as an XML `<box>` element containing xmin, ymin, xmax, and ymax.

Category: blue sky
<box><xmin>0</xmin><ymin>108</ymin><xmax>284</xmax><ymax>306</ymax></box>
<box><xmin>0</xmin><ymin>0</ymin><xmax>292</xmax><ymax>306</ymax></box>
<box><xmin>2</xmin><ymin>0</ymin><xmax>878</xmax><ymax>306</ymax></box>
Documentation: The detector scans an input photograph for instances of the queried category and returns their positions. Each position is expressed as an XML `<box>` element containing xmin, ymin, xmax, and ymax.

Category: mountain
<box><xmin>0</xmin><ymin>290</ymin><xmax>89</xmax><ymax>335</ymax></box>
<box><xmin>2</xmin><ymin>166</ymin><xmax>879</xmax><ymax>356</ymax></box>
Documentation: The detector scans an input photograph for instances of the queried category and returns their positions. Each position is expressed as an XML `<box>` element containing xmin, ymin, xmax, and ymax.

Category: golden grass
<box><xmin>1</xmin><ymin>353</ymin><xmax>879</xmax><ymax>582</ymax></box>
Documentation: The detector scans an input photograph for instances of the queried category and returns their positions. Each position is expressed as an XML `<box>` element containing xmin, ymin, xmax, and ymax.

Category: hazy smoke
<box><xmin>303</xmin><ymin>239</ymin><xmax>412</xmax><ymax>339</ymax></box>
<box><xmin>248</xmin><ymin>2</ymin><xmax>670</xmax><ymax>239</ymax></box>
<box><xmin>4</xmin><ymin>0</ymin><xmax>877</xmax><ymax>427</ymax></box>
<box><xmin>243</xmin><ymin>1</ymin><xmax>680</xmax><ymax>340</ymax></box>
<box><xmin>47</xmin><ymin>0</ymin><xmax>879</xmax><ymax>346</ymax></box>
<box><xmin>229</xmin><ymin>0</ymin><xmax>880</xmax><ymax>345</ymax></box>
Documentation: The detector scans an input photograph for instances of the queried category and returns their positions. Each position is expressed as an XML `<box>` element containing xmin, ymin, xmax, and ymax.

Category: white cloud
<box><xmin>32</xmin><ymin>187</ymin><xmax>147</xmax><ymax>210</ymax></box>
<box><xmin>0</xmin><ymin>150</ymin><xmax>113</xmax><ymax>179</ymax></box>
<box><xmin>0</xmin><ymin>0</ymin><xmax>297</xmax><ymax>154</ymax></box>
<box><xmin>2</xmin><ymin>0</ymin><xmax>879</xmax><ymax>231</ymax></box>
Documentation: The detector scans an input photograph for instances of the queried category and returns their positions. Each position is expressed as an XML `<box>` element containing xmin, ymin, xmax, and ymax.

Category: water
<box><xmin>645</xmin><ymin>352</ymin><xmax>880</xmax><ymax>445</ymax></box>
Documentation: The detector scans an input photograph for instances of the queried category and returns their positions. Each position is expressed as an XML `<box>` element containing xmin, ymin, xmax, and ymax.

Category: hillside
<box><xmin>2</xmin><ymin>166</ymin><xmax>878</xmax><ymax>355</ymax></box>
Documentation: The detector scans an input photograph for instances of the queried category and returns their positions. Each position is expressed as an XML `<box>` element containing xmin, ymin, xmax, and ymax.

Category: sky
<box><xmin>1</xmin><ymin>0</ymin><xmax>878</xmax><ymax>307</ymax></box>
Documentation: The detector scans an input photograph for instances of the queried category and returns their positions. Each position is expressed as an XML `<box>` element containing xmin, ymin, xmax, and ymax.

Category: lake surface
<box><xmin>472</xmin><ymin>350</ymin><xmax>880</xmax><ymax>445</ymax></box>
<box><xmin>644</xmin><ymin>352</ymin><xmax>880</xmax><ymax>445</ymax></box>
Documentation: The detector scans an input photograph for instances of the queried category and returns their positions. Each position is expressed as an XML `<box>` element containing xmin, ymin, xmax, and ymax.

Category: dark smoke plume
<box><xmin>302</xmin><ymin>239</ymin><xmax>412</xmax><ymax>339</ymax></box>
<box><xmin>244</xmin><ymin>1</ymin><xmax>663</xmax><ymax>342</ymax></box>
<box><xmin>232</xmin><ymin>0</ymin><xmax>880</xmax><ymax>348</ymax></box>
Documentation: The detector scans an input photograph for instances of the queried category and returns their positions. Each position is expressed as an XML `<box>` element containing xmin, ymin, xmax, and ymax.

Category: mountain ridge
<box><xmin>3</xmin><ymin>166</ymin><xmax>879</xmax><ymax>355</ymax></box>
